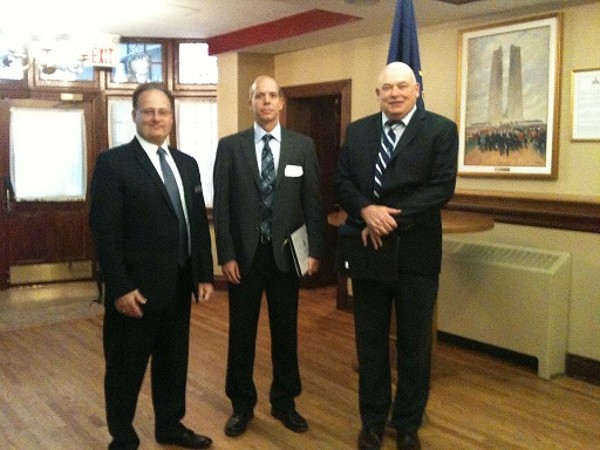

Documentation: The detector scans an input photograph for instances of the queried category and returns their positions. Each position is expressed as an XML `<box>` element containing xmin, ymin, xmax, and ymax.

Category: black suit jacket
<box><xmin>212</xmin><ymin>127</ymin><xmax>325</xmax><ymax>275</ymax></box>
<box><xmin>89</xmin><ymin>138</ymin><xmax>213</xmax><ymax>310</ymax></box>
<box><xmin>334</xmin><ymin>108</ymin><xmax>458</xmax><ymax>275</ymax></box>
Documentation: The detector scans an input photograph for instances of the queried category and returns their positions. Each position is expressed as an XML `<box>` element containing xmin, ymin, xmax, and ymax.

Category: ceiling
<box><xmin>7</xmin><ymin>0</ymin><xmax>598</xmax><ymax>55</ymax></box>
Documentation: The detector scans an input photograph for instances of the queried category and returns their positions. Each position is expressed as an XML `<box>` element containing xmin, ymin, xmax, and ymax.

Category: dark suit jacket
<box><xmin>334</xmin><ymin>108</ymin><xmax>458</xmax><ymax>275</ymax></box>
<box><xmin>89</xmin><ymin>138</ymin><xmax>213</xmax><ymax>310</ymax></box>
<box><xmin>212</xmin><ymin>127</ymin><xmax>325</xmax><ymax>275</ymax></box>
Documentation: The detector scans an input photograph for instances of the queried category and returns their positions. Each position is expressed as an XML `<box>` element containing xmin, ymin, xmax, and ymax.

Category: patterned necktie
<box><xmin>374</xmin><ymin>120</ymin><xmax>402</xmax><ymax>198</ymax></box>
<box><xmin>157</xmin><ymin>147</ymin><xmax>189</xmax><ymax>266</ymax></box>
<box><xmin>260</xmin><ymin>134</ymin><xmax>276</xmax><ymax>238</ymax></box>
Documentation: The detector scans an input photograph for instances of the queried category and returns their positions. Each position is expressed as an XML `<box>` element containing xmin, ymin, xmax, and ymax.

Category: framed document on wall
<box><xmin>571</xmin><ymin>68</ymin><xmax>600</xmax><ymax>141</ymax></box>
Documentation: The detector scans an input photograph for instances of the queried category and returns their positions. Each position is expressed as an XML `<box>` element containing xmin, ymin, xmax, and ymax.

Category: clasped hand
<box><xmin>360</xmin><ymin>204</ymin><xmax>401</xmax><ymax>249</ymax></box>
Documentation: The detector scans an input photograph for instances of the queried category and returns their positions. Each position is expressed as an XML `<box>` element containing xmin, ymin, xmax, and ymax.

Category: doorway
<box><xmin>282</xmin><ymin>80</ymin><xmax>351</xmax><ymax>288</ymax></box>
<box><xmin>0</xmin><ymin>97</ymin><xmax>97</xmax><ymax>289</ymax></box>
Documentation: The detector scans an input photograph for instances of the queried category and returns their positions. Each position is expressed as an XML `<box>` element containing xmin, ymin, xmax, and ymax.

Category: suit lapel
<box><xmin>240</xmin><ymin>129</ymin><xmax>262</xmax><ymax>189</ymax></box>
<box><xmin>131</xmin><ymin>139</ymin><xmax>176</xmax><ymax>215</ymax></box>
<box><xmin>276</xmin><ymin>129</ymin><xmax>293</xmax><ymax>187</ymax></box>
<box><xmin>391</xmin><ymin>108</ymin><xmax>424</xmax><ymax>159</ymax></box>
<box><xmin>369</xmin><ymin>115</ymin><xmax>384</xmax><ymax>164</ymax></box>
<box><xmin>170</xmin><ymin>147</ymin><xmax>193</xmax><ymax>215</ymax></box>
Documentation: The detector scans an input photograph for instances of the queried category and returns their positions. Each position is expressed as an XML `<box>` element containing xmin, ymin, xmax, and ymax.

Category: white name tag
<box><xmin>284</xmin><ymin>165</ymin><xmax>303</xmax><ymax>177</ymax></box>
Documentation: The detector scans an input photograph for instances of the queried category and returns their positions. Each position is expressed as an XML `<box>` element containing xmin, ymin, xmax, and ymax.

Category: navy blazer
<box><xmin>212</xmin><ymin>127</ymin><xmax>325</xmax><ymax>275</ymax></box>
<box><xmin>334</xmin><ymin>108</ymin><xmax>458</xmax><ymax>275</ymax></box>
<box><xmin>89</xmin><ymin>138</ymin><xmax>213</xmax><ymax>310</ymax></box>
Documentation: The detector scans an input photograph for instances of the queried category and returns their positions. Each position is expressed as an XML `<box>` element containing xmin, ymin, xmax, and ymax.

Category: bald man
<box><xmin>334</xmin><ymin>62</ymin><xmax>458</xmax><ymax>450</ymax></box>
<box><xmin>213</xmin><ymin>75</ymin><xmax>325</xmax><ymax>438</ymax></box>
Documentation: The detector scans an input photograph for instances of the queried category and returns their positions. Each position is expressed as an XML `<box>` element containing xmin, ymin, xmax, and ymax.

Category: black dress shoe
<box><xmin>224</xmin><ymin>411</ymin><xmax>254</xmax><ymax>437</ymax></box>
<box><xmin>396</xmin><ymin>431</ymin><xmax>421</xmax><ymax>450</ymax></box>
<box><xmin>271</xmin><ymin>408</ymin><xmax>309</xmax><ymax>433</ymax></box>
<box><xmin>357</xmin><ymin>425</ymin><xmax>384</xmax><ymax>450</ymax></box>
<box><xmin>156</xmin><ymin>424</ymin><xmax>212</xmax><ymax>449</ymax></box>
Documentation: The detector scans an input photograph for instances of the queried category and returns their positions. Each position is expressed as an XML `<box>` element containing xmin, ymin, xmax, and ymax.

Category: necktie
<box><xmin>157</xmin><ymin>147</ymin><xmax>189</xmax><ymax>266</ymax></box>
<box><xmin>260</xmin><ymin>134</ymin><xmax>275</xmax><ymax>239</ymax></box>
<box><xmin>374</xmin><ymin>120</ymin><xmax>402</xmax><ymax>198</ymax></box>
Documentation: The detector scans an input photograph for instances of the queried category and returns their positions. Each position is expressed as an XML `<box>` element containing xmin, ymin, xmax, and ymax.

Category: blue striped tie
<box><xmin>260</xmin><ymin>134</ymin><xmax>275</xmax><ymax>238</ymax></box>
<box><xmin>374</xmin><ymin>120</ymin><xmax>402</xmax><ymax>198</ymax></box>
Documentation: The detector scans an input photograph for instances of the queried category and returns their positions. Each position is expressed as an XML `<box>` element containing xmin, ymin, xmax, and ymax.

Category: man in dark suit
<box><xmin>89</xmin><ymin>83</ymin><xmax>214</xmax><ymax>450</ymax></box>
<box><xmin>334</xmin><ymin>62</ymin><xmax>458</xmax><ymax>450</ymax></box>
<box><xmin>212</xmin><ymin>75</ymin><xmax>325</xmax><ymax>438</ymax></box>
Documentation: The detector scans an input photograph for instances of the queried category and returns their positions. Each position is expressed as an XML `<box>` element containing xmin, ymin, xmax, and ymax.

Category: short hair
<box><xmin>132</xmin><ymin>82</ymin><xmax>174</xmax><ymax>110</ymax></box>
<box><xmin>249</xmin><ymin>75</ymin><xmax>283</xmax><ymax>100</ymax></box>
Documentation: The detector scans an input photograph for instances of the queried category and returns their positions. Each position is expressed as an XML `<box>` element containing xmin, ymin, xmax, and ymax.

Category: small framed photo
<box><xmin>107</xmin><ymin>42</ymin><xmax>164</xmax><ymax>89</ymax></box>
<box><xmin>457</xmin><ymin>14</ymin><xmax>562</xmax><ymax>178</ymax></box>
<box><xmin>571</xmin><ymin>68</ymin><xmax>600</xmax><ymax>141</ymax></box>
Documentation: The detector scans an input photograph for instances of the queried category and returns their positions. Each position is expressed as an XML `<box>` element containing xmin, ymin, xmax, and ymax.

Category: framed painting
<box><xmin>457</xmin><ymin>14</ymin><xmax>562</xmax><ymax>178</ymax></box>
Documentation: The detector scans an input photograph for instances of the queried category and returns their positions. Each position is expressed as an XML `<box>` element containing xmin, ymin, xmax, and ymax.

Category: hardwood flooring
<box><xmin>1</xmin><ymin>283</ymin><xmax>599</xmax><ymax>449</ymax></box>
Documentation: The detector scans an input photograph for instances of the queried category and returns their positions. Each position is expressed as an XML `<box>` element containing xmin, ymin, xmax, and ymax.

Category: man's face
<box><xmin>250</xmin><ymin>77</ymin><xmax>283</xmax><ymax>131</ymax></box>
<box><xmin>132</xmin><ymin>89</ymin><xmax>173</xmax><ymax>145</ymax></box>
<box><xmin>376</xmin><ymin>66</ymin><xmax>420</xmax><ymax>121</ymax></box>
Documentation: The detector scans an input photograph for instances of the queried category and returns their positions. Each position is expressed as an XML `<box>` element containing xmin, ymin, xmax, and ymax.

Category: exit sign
<box><xmin>90</xmin><ymin>34</ymin><xmax>120</xmax><ymax>67</ymax></box>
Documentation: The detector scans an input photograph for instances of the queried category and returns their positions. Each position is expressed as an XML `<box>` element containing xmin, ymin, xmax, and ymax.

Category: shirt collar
<box><xmin>254</xmin><ymin>123</ymin><xmax>282</xmax><ymax>144</ymax></box>
<box><xmin>136</xmin><ymin>133</ymin><xmax>170</xmax><ymax>158</ymax></box>
<box><xmin>381</xmin><ymin>105</ymin><xmax>417</xmax><ymax>128</ymax></box>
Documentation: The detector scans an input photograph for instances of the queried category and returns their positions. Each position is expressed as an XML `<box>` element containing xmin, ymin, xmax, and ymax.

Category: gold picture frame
<box><xmin>457</xmin><ymin>14</ymin><xmax>562</xmax><ymax>178</ymax></box>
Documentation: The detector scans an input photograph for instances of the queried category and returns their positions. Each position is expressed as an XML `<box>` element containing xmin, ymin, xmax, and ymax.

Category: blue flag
<box><xmin>387</xmin><ymin>0</ymin><xmax>424</xmax><ymax>109</ymax></box>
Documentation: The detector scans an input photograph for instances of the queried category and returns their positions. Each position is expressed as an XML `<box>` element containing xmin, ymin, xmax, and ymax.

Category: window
<box><xmin>177</xmin><ymin>42</ymin><xmax>218</xmax><ymax>86</ymax></box>
<box><xmin>10</xmin><ymin>108</ymin><xmax>86</xmax><ymax>201</ymax></box>
<box><xmin>175</xmin><ymin>98</ymin><xmax>218</xmax><ymax>207</ymax></box>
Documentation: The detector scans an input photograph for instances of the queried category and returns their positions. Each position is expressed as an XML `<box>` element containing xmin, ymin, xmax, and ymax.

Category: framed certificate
<box><xmin>571</xmin><ymin>68</ymin><xmax>600</xmax><ymax>141</ymax></box>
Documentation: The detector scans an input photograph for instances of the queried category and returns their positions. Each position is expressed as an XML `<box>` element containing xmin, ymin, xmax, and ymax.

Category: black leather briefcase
<box><xmin>335</xmin><ymin>224</ymin><xmax>399</xmax><ymax>281</ymax></box>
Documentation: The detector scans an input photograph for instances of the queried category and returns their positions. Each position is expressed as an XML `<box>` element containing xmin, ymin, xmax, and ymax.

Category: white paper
<box><xmin>284</xmin><ymin>165</ymin><xmax>303</xmax><ymax>177</ymax></box>
<box><xmin>289</xmin><ymin>224</ymin><xmax>309</xmax><ymax>276</ymax></box>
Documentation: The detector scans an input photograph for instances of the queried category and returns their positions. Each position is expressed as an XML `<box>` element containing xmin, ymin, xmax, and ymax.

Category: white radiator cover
<box><xmin>438</xmin><ymin>238</ymin><xmax>571</xmax><ymax>379</ymax></box>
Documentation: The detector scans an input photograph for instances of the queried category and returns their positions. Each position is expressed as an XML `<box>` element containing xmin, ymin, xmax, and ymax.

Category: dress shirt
<box><xmin>382</xmin><ymin>105</ymin><xmax>417</xmax><ymax>146</ymax></box>
<box><xmin>254</xmin><ymin>123</ymin><xmax>282</xmax><ymax>174</ymax></box>
<box><xmin>137</xmin><ymin>134</ymin><xmax>190</xmax><ymax>249</ymax></box>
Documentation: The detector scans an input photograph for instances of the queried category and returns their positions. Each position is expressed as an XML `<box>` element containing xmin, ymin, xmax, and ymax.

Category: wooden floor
<box><xmin>1</xmin><ymin>282</ymin><xmax>600</xmax><ymax>449</ymax></box>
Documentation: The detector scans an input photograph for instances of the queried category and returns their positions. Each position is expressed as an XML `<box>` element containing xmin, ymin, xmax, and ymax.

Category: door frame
<box><xmin>281</xmin><ymin>79</ymin><xmax>351</xmax><ymax>146</ymax></box>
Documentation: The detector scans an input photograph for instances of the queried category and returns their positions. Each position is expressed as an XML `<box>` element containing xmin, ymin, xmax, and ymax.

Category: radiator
<box><xmin>438</xmin><ymin>238</ymin><xmax>571</xmax><ymax>379</ymax></box>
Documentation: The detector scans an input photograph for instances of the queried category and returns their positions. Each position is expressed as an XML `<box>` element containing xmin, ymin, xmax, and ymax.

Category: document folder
<box><xmin>289</xmin><ymin>224</ymin><xmax>309</xmax><ymax>277</ymax></box>
<box><xmin>336</xmin><ymin>224</ymin><xmax>399</xmax><ymax>281</ymax></box>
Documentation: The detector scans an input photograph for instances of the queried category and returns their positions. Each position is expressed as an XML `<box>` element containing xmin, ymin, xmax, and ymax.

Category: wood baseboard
<box><xmin>566</xmin><ymin>354</ymin><xmax>600</xmax><ymax>386</ymax></box>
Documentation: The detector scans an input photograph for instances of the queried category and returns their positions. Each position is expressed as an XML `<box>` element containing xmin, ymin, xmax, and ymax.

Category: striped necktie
<box><xmin>260</xmin><ymin>134</ymin><xmax>275</xmax><ymax>238</ymax></box>
<box><xmin>374</xmin><ymin>120</ymin><xmax>402</xmax><ymax>198</ymax></box>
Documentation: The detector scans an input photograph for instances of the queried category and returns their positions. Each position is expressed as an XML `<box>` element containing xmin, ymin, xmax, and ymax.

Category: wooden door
<box><xmin>282</xmin><ymin>80</ymin><xmax>351</xmax><ymax>288</ymax></box>
<box><xmin>0</xmin><ymin>97</ymin><xmax>97</xmax><ymax>289</ymax></box>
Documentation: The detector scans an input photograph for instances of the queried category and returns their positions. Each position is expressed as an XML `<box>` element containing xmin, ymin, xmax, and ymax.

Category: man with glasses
<box><xmin>90</xmin><ymin>82</ymin><xmax>214</xmax><ymax>449</ymax></box>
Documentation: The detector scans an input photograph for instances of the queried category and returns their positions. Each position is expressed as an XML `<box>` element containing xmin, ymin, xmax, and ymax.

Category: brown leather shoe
<box><xmin>357</xmin><ymin>425</ymin><xmax>384</xmax><ymax>450</ymax></box>
<box><xmin>396</xmin><ymin>431</ymin><xmax>421</xmax><ymax>450</ymax></box>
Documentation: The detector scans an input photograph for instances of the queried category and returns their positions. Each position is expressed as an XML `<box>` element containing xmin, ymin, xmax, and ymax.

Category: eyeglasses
<box><xmin>137</xmin><ymin>108</ymin><xmax>172</xmax><ymax>118</ymax></box>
